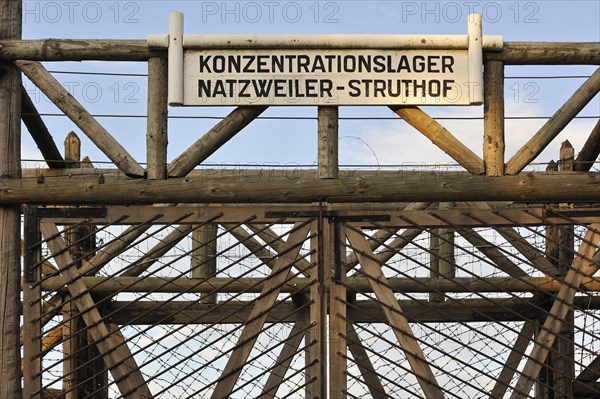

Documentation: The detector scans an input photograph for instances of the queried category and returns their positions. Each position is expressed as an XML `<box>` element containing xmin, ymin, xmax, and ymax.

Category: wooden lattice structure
<box><xmin>1</xmin><ymin>2</ymin><xmax>600</xmax><ymax>398</ymax></box>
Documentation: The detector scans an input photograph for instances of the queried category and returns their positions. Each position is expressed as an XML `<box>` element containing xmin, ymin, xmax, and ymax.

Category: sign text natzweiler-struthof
<box><xmin>183</xmin><ymin>49</ymin><xmax>475</xmax><ymax>106</ymax></box>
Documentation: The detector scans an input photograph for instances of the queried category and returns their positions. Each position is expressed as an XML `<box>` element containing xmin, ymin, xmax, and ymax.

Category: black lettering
<box><xmin>320</xmin><ymin>79</ymin><xmax>333</xmax><ymax>97</ymax></box>
<box><xmin>429</xmin><ymin>80</ymin><xmax>441</xmax><ymax>97</ymax></box>
<box><xmin>374</xmin><ymin>79</ymin><xmax>386</xmax><ymax>97</ymax></box>
<box><xmin>442</xmin><ymin>56</ymin><xmax>454</xmax><ymax>73</ymax></box>
<box><xmin>238</xmin><ymin>80</ymin><xmax>251</xmax><ymax>97</ymax></box>
<box><xmin>198</xmin><ymin>80</ymin><xmax>211</xmax><ymax>97</ymax></box>
<box><xmin>348</xmin><ymin>80</ymin><xmax>361</xmax><ymax>97</ymax></box>
<box><xmin>373</xmin><ymin>55</ymin><xmax>386</xmax><ymax>73</ymax></box>
<box><xmin>213</xmin><ymin>56</ymin><xmax>225</xmax><ymax>73</ymax></box>
<box><xmin>428</xmin><ymin>56</ymin><xmax>440</xmax><ymax>73</ymax></box>
<box><xmin>297</xmin><ymin>55</ymin><xmax>310</xmax><ymax>73</ymax></box>
<box><xmin>252</xmin><ymin>79</ymin><xmax>273</xmax><ymax>96</ymax></box>
<box><xmin>443</xmin><ymin>80</ymin><xmax>455</xmax><ymax>97</ymax></box>
<box><xmin>242</xmin><ymin>55</ymin><xmax>255</xmax><ymax>73</ymax></box>
<box><xmin>306</xmin><ymin>79</ymin><xmax>318</xmax><ymax>97</ymax></box>
<box><xmin>413</xmin><ymin>56</ymin><xmax>425</xmax><ymax>73</ymax></box>
<box><xmin>274</xmin><ymin>79</ymin><xmax>286</xmax><ymax>97</ymax></box>
<box><xmin>213</xmin><ymin>80</ymin><xmax>226</xmax><ymax>97</ymax></box>
<box><xmin>256</xmin><ymin>55</ymin><xmax>269</xmax><ymax>73</ymax></box>
<box><xmin>199</xmin><ymin>56</ymin><xmax>211</xmax><ymax>73</ymax></box>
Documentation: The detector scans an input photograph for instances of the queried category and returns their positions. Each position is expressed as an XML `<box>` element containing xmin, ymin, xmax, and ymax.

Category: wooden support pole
<box><xmin>346</xmin><ymin>228</ymin><xmax>444</xmax><ymax>398</ymax></box>
<box><xmin>318</xmin><ymin>106</ymin><xmax>339</xmax><ymax>179</ymax></box>
<box><xmin>15</xmin><ymin>60</ymin><xmax>145</xmax><ymax>177</ymax></box>
<box><xmin>511</xmin><ymin>226</ymin><xmax>600</xmax><ymax>398</ymax></box>
<box><xmin>345</xmin><ymin>323</ymin><xmax>388</xmax><ymax>399</ymax></box>
<box><xmin>435</xmin><ymin>202</ymin><xmax>455</xmax><ymax>301</ymax></box>
<box><xmin>20</xmin><ymin>86</ymin><xmax>65</xmax><ymax>168</ymax></box>
<box><xmin>506</xmin><ymin>68</ymin><xmax>600</xmax><ymax>175</ymax></box>
<box><xmin>306</xmin><ymin>221</ymin><xmax>323</xmax><ymax>398</ymax></box>
<box><xmin>329</xmin><ymin>222</ymin><xmax>346</xmax><ymax>399</ymax></box>
<box><xmin>390</xmin><ymin>106</ymin><xmax>485</xmax><ymax>175</ymax></box>
<box><xmin>429</xmin><ymin>229</ymin><xmax>441</xmax><ymax>302</ymax></box>
<box><xmin>168</xmin><ymin>106</ymin><xmax>268</xmax><ymax>177</ymax></box>
<box><xmin>146</xmin><ymin>57</ymin><xmax>168</xmax><ymax>180</ymax></box>
<box><xmin>483</xmin><ymin>60</ymin><xmax>505</xmax><ymax>176</ymax></box>
<box><xmin>191</xmin><ymin>224</ymin><xmax>218</xmax><ymax>304</ymax></box>
<box><xmin>574</xmin><ymin>119</ymin><xmax>600</xmax><ymax>172</ymax></box>
<box><xmin>0</xmin><ymin>1</ymin><xmax>22</xmax><ymax>397</ymax></box>
<box><xmin>4</xmin><ymin>171</ymin><xmax>600</xmax><ymax>204</ymax></box>
<box><xmin>210</xmin><ymin>223</ymin><xmax>310</xmax><ymax>399</ymax></box>
<box><xmin>41</xmin><ymin>223</ymin><xmax>152</xmax><ymax>399</ymax></box>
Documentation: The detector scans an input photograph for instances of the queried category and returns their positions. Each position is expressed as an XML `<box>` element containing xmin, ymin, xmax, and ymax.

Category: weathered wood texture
<box><xmin>511</xmin><ymin>226</ymin><xmax>600</xmax><ymax>398</ymax></box>
<box><xmin>0</xmin><ymin>2</ymin><xmax>22</xmax><ymax>397</ymax></box>
<box><xmin>40</xmin><ymin>223</ymin><xmax>152</xmax><ymax>399</ymax></box>
<box><xmin>318</xmin><ymin>106</ymin><xmax>339</xmax><ymax>179</ymax></box>
<box><xmin>483</xmin><ymin>60</ymin><xmax>505</xmax><ymax>176</ymax></box>
<box><xmin>146</xmin><ymin>57</ymin><xmax>168</xmax><ymax>180</ymax></box>
<box><xmin>2</xmin><ymin>171</ymin><xmax>599</xmax><ymax>204</ymax></box>
<box><xmin>1</xmin><ymin>40</ymin><xmax>598</xmax><ymax>64</ymax></box>
<box><xmin>168</xmin><ymin>106</ymin><xmax>268</xmax><ymax>177</ymax></box>
<box><xmin>191</xmin><ymin>224</ymin><xmax>218</xmax><ymax>304</ymax></box>
<box><xmin>575</xmin><ymin>119</ymin><xmax>600</xmax><ymax>171</ymax></box>
<box><xmin>390</xmin><ymin>106</ymin><xmax>485</xmax><ymax>174</ymax></box>
<box><xmin>506</xmin><ymin>68</ymin><xmax>600</xmax><ymax>174</ymax></box>
<box><xmin>15</xmin><ymin>60</ymin><xmax>145</xmax><ymax>177</ymax></box>
<box><xmin>20</xmin><ymin>86</ymin><xmax>64</xmax><ymax>168</ymax></box>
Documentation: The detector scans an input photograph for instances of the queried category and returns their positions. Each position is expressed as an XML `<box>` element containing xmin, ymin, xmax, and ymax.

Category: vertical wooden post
<box><xmin>329</xmin><ymin>221</ymin><xmax>346</xmax><ymax>398</ymax></box>
<box><xmin>0</xmin><ymin>1</ymin><xmax>22</xmax><ymax>397</ymax></box>
<box><xmin>431</xmin><ymin>202</ymin><xmax>455</xmax><ymax>302</ymax></box>
<box><xmin>191</xmin><ymin>224</ymin><xmax>218</xmax><ymax>304</ymax></box>
<box><xmin>483</xmin><ymin>60</ymin><xmax>505</xmax><ymax>176</ymax></box>
<box><xmin>318</xmin><ymin>106</ymin><xmax>339</xmax><ymax>179</ymax></box>
<box><xmin>554</xmin><ymin>140</ymin><xmax>575</xmax><ymax>397</ymax></box>
<box><xmin>147</xmin><ymin>57</ymin><xmax>168</xmax><ymax>180</ymax></box>
<box><xmin>306</xmin><ymin>221</ymin><xmax>324</xmax><ymax>398</ymax></box>
<box><xmin>429</xmin><ymin>230</ymin><xmax>440</xmax><ymax>301</ymax></box>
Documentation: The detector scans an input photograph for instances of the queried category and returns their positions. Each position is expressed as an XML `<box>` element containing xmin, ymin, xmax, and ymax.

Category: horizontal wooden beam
<box><xmin>1</xmin><ymin>40</ymin><xmax>598</xmax><ymax>64</ymax></box>
<box><xmin>38</xmin><ymin>276</ymin><xmax>600</xmax><ymax>295</ymax></box>
<box><xmin>106</xmin><ymin>296</ymin><xmax>600</xmax><ymax>325</ymax></box>
<box><xmin>2</xmin><ymin>171</ymin><xmax>599</xmax><ymax>204</ymax></box>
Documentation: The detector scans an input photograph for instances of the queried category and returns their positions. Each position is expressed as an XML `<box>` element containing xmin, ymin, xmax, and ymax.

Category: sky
<box><xmin>19</xmin><ymin>0</ymin><xmax>600</xmax><ymax>172</ymax></box>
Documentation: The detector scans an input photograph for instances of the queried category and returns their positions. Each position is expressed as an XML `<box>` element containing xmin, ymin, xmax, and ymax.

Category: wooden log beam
<box><xmin>40</xmin><ymin>222</ymin><xmax>152</xmax><ymax>399</ymax></box>
<box><xmin>0</xmin><ymin>1</ymin><xmax>22</xmax><ymax>396</ymax></box>
<box><xmin>483</xmin><ymin>60</ymin><xmax>505</xmax><ymax>176</ymax></box>
<box><xmin>318</xmin><ymin>106</ymin><xmax>339</xmax><ymax>179</ymax></box>
<box><xmin>345</xmin><ymin>323</ymin><xmax>388</xmax><ymax>399</ymax></box>
<box><xmin>484</xmin><ymin>42</ymin><xmax>600</xmax><ymax>65</ymax></box>
<box><xmin>0</xmin><ymin>40</ymin><xmax>598</xmax><ymax>64</ymax></box>
<box><xmin>191</xmin><ymin>224</ymin><xmax>218</xmax><ymax>304</ymax></box>
<box><xmin>511</xmin><ymin>226</ymin><xmax>600</xmax><ymax>398</ymax></box>
<box><xmin>575</xmin><ymin>119</ymin><xmax>600</xmax><ymax>172</ymax></box>
<box><xmin>39</xmin><ymin>275</ymin><xmax>600</xmax><ymax>295</ymax></box>
<box><xmin>505</xmin><ymin>68</ymin><xmax>600</xmax><ymax>175</ymax></box>
<box><xmin>168</xmin><ymin>106</ymin><xmax>268</xmax><ymax>177</ymax></box>
<box><xmin>390</xmin><ymin>106</ymin><xmax>485</xmax><ymax>175</ymax></box>
<box><xmin>20</xmin><ymin>86</ymin><xmax>64</xmax><ymax>168</ymax></box>
<box><xmin>346</xmin><ymin>227</ymin><xmax>444</xmax><ymax>398</ymax></box>
<box><xmin>146</xmin><ymin>57</ymin><xmax>168</xmax><ymax>180</ymax></box>
<box><xmin>210</xmin><ymin>223</ymin><xmax>310</xmax><ymax>399</ymax></box>
<box><xmin>15</xmin><ymin>60</ymin><xmax>145</xmax><ymax>177</ymax></box>
<box><xmin>2</xmin><ymin>171</ymin><xmax>599</xmax><ymax>204</ymax></box>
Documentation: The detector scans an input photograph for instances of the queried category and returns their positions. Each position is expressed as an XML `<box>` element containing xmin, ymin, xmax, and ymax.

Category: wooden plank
<box><xmin>489</xmin><ymin>321</ymin><xmax>536</xmax><ymax>399</ymax></box>
<box><xmin>191</xmin><ymin>224</ymin><xmax>218</xmax><ymax>303</ymax></box>
<box><xmin>575</xmin><ymin>119</ymin><xmax>600</xmax><ymax>172</ymax></box>
<box><xmin>346</xmin><ymin>323</ymin><xmax>388</xmax><ymax>399</ymax></box>
<box><xmin>20</xmin><ymin>85</ymin><xmax>65</xmax><ymax>168</ymax></box>
<box><xmin>429</xmin><ymin>229</ymin><xmax>441</xmax><ymax>301</ymax></box>
<box><xmin>318</xmin><ymin>106</ymin><xmax>339</xmax><ymax>179</ymax></box>
<box><xmin>0</xmin><ymin>1</ymin><xmax>22</xmax><ymax>397</ymax></box>
<box><xmin>260</xmin><ymin>320</ymin><xmax>307</xmax><ymax>399</ymax></box>
<box><xmin>40</xmin><ymin>222</ymin><xmax>152</xmax><ymax>399</ymax></box>
<box><xmin>510</xmin><ymin>225</ymin><xmax>600</xmax><ymax>398</ymax></box>
<box><xmin>306</xmin><ymin>221</ymin><xmax>323</xmax><ymax>398</ymax></box>
<box><xmin>505</xmin><ymin>68</ymin><xmax>600</xmax><ymax>175</ymax></box>
<box><xmin>346</xmin><ymin>227</ymin><xmax>444</xmax><ymax>398</ymax></box>
<box><xmin>210</xmin><ymin>223</ymin><xmax>310</xmax><ymax>399</ymax></box>
<box><xmin>168</xmin><ymin>106</ymin><xmax>268</xmax><ymax>177</ymax></box>
<box><xmin>496</xmin><ymin>227</ymin><xmax>560</xmax><ymax>277</ymax></box>
<box><xmin>390</xmin><ymin>106</ymin><xmax>485</xmax><ymax>175</ymax></box>
<box><xmin>4</xmin><ymin>171</ymin><xmax>600</xmax><ymax>204</ymax></box>
<box><xmin>15</xmin><ymin>60</ymin><xmax>145</xmax><ymax>177</ymax></box>
<box><xmin>146</xmin><ymin>57</ymin><xmax>168</xmax><ymax>180</ymax></box>
<box><xmin>483</xmin><ymin>60</ymin><xmax>505</xmax><ymax>176</ymax></box>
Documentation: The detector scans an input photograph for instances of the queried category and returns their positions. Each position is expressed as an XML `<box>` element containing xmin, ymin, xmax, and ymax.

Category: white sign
<box><xmin>182</xmin><ymin>49</ymin><xmax>475</xmax><ymax>106</ymax></box>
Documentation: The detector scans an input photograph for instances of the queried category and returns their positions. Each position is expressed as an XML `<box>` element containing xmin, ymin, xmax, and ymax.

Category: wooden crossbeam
<box><xmin>346</xmin><ymin>227</ymin><xmax>444</xmax><ymax>398</ymax></box>
<box><xmin>390</xmin><ymin>106</ymin><xmax>485</xmax><ymax>175</ymax></box>
<box><xmin>458</xmin><ymin>229</ymin><xmax>526</xmax><ymax>277</ymax></box>
<box><xmin>210</xmin><ymin>223</ymin><xmax>310</xmax><ymax>399</ymax></box>
<box><xmin>346</xmin><ymin>323</ymin><xmax>388</xmax><ymax>399</ymax></box>
<box><xmin>510</xmin><ymin>225</ymin><xmax>600</xmax><ymax>398</ymax></box>
<box><xmin>20</xmin><ymin>86</ymin><xmax>64</xmax><ymax>168</ymax></box>
<box><xmin>575</xmin><ymin>119</ymin><xmax>600</xmax><ymax>172</ymax></box>
<box><xmin>40</xmin><ymin>222</ymin><xmax>152</xmax><ymax>399</ymax></box>
<box><xmin>506</xmin><ymin>68</ymin><xmax>600</xmax><ymax>175</ymax></box>
<box><xmin>260</xmin><ymin>320</ymin><xmax>307</xmax><ymax>399</ymax></box>
<box><xmin>168</xmin><ymin>106</ymin><xmax>268</xmax><ymax>177</ymax></box>
<box><xmin>15</xmin><ymin>60</ymin><xmax>145</xmax><ymax>177</ymax></box>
